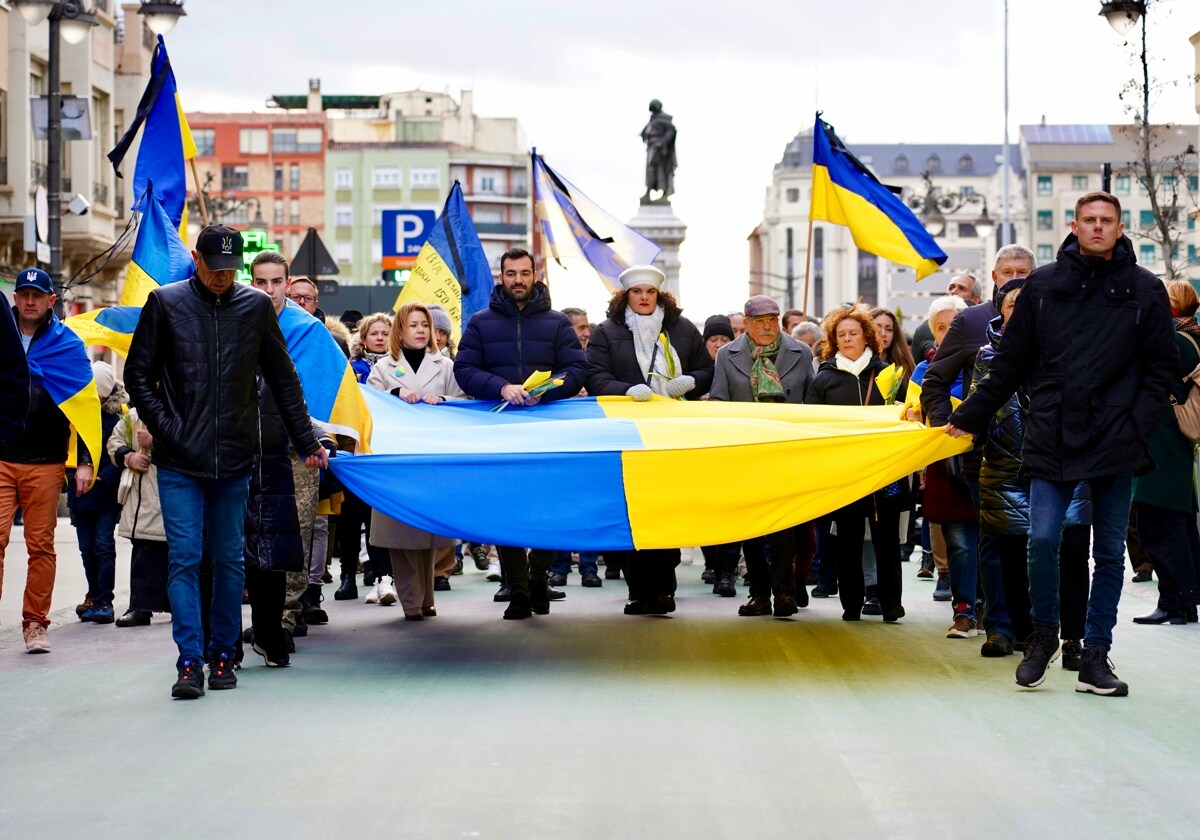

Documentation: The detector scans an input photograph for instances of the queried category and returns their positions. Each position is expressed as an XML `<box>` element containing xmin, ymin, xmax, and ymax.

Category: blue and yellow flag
<box><xmin>810</xmin><ymin>114</ymin><xmax>947</xmax><ymax>280</ymax></box>
<box><xmin>330</xmin><ymin>392</ymin><xmax>970</xmax><ymax>551</ymax></box>
<box><xmin>392</xmin><ymin>182</ymin><xmax>492</xmax><ymax>346</ymax></box>
<box><xmin>26</xmin><ymin>315</ymin><xmax>101</xmax><ymax>474</ymax></box>
<box><xmin>64</xmin><ymin>306</ymin><xmax>142</xmax><ymax>358</ymax></box>
<box><xmin>119</xmin><ymin>187</ymin><xmax>195</xmax><ymax>307</ymax></box>
<box><xmin>279</xmin><ymin>301</ymin><xmax>372</xmax><ymax>450</ymax></box>
<box><xmin>107</xmin><ymin>35</ymin><xmax>196</xmax><ymax>230</ymax></box>
<box><xmin>533</xmin><ymin>152</ymin><xmax>661</xmax><ymax>293</ymax></box>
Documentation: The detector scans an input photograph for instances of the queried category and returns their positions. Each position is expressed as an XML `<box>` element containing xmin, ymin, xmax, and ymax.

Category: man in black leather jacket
<box><xmin>125</xmin><ymin>225</ymin><xmax>327</xmax><ymax>699</ymax></box>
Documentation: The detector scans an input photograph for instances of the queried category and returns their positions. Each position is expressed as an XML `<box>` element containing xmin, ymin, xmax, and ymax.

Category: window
<box><xmin>272</xmin><ymin>129</ymin><xmax>297</xmax><ymax>153</ymax></box>
<box><xmin>335</xmin><ymin>241</ymin><xmax>353</xmax><ymax>264</ymax></box>
<box><xmin>289</xmin><ymin>198</ymin><xmax>300</xmax><ymax>225</ymax></box>
<box><xmin>1189</xmin><ymin>244</ymin><xmax>1199</xmax><ymax>265</ymax></box>
<box><xmin>894</xmin><ymin>155</ymin><xmax>908</xmax><ymax>173</ymax></box>
<box><xmin>1189</xmin><ymin>176</ymin><xmax>1199</xmax><ymax>192</ymax></box>
<box><xmin>959</xmin><ymin>185</ymin><xmax>974</xmax><ymax>196</ymax></box>
<box><xmin>474</xmin><ymin>207</ymin><xmax>503</xmax><ymax>224</ymax></box>
<box><xmin>1036</xmin><ymin>210</ymin><xmax>1053</xmax><ymax>231</ymax></box>
<box><xmin>372</xmin><ymin>166</ymin><xmax>401</xmax><ymax>189</ymax></box>
<box><xmin>1138</xmin><ymin>178</ymin><xmax>1149</xmax><ymax>196</ymax></box>
<box><xmin>1071</xmin><ymin>175</ymin><xmax>1088</xmax><ymax>190</ymax></box>
<box><xmin>221</xmin><ymin>164</ymin><xmax>248</xmax><ymax>190</ymax></box>
<box><xmin>1037</xmin><ymin>244</ymin><xmax>1053</xmax><ymax>263</ymax></box>
<box><xmin>1189</xmin><ymin>215</ymin><xmax>1196</xmax><ymax>232</ymax></box>
<box><xmin>290</xmin><ymin>164</ymin><xmax>300</xmax><ymax>191</ymax></box>
<box><xmin>1121</xmin><ymin>210</ymin><xmax>1131</xmax><ymax>228</ymax></box>
<box><xmin>1162</xmin><ymin>174</ymin><xmax>1179</xmax><ymax>190</ymax></box>
<box><xmin>1037</xmin><ymin>176</ymin><xmax>1053</xmax><ymax>196</ymax></box>
<box><xmin>958</xmin><ymin>154</ymin><xmax>973</xmax><ymax>172</ymax></box>
<box><xmin>192</xmin><ymin>128</ymin><xmax>215</xmax><ymax>157</ymax></box>
<box><xmin>239</xmin><ymin>128</ymin><xmax>267</xmax><ymax>154</ymax></box>
<box><xmin>1139</xmin><ymin>243</ymin><xmax>1156</xmax><ymax>263</ymax></box>
<box><xmin>274</xmin><ymin>165</ymin><xmax>283</xmax><ymax>192</ymax></box>
<box><xmin>926</xmin><ymin>154</ymin><xmax>941</xmax><ymax>172</ymax></box>
<box><xmin>335</xmin><ymin>167</ymin><xmax>353</xmax><ymax>190</ymax></box>
<box><xmin>1114</xmin><ymin>175</ymin><xmax>1131</xmax><ymax>195</ymax></box>
<box><xmin>785</xmin><ymin>188</ymin><xmax>799</xmax><ymax>203</ymax></box>
<box><xmin>274</xmin><ymin>198</ymin><xmax>283</xmax><ymax>225</ymax></box>
<box><xmin>411</xmin><ymin>166</ymin><xmax>440</xmax><ymax>189</ymax></box>
<box><xmin>1064</xmin><ymin>209</ymin><xmax>1074</xmax><ymax>225</ymax></box>
<box><xmin>957</xmin><ymin>222</ymin><xmax>977</xmax><ymax>238</ymax></box>
<box><xmin>479</xmin><ymin>175</ymin><xmax>496</xmax><ymax>193</ymax></box>
<box><xmin>335</xmin><ymin>204</ymin><xmax>353</xmax><ymax>227</ymax></box>
<box><xmin>297</xmin><ymin>128</ymin><xmax>322</xmax><ymax>153</ymax></box>
<box><xmin>1139</xmin><ymin>210</ymin><xmax>1155</xmax><ymax>229</ymax></box>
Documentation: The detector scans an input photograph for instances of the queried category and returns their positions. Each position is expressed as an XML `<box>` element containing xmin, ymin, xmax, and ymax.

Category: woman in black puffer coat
<box><xmin>805</xmin><ymin>304</ymin><xmax>908</xmax><ymax>624</ymax></box>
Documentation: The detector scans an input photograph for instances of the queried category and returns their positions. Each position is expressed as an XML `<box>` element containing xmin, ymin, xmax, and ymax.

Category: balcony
<box><xmin>474</xmin><ymin>222</ymin><xmax>527</xmax><ymax>236</ymax></box>
<box><xmin>464</xmin><ymin>186</ymin><xmax>529</xmax><ymax>204</ymax></box>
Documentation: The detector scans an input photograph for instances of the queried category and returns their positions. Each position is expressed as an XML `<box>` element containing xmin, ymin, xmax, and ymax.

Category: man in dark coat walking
<box><xmin>946</xmin><ymin>193</ymin><xmax>1176</xmax><ymax>697</ymax></box>
<box><xmin>454</xmin><ymin>247</ymin><xmax>588</xmax><ymax>619</ymax></box>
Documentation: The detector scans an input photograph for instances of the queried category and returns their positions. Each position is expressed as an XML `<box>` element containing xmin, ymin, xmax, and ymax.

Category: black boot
<box><xmin>530</xmin><ymin>576</ymin><xmax>551</xmax><ymax>615</ymax></box>
<box><xmin>303</xmin><ymin>584</ymin><xmax>329</xmax><ymax>625</ymax></box>
<box><xmin>334</xmin><ymin>574</ymin><xmax>358</xmax><ymax>601</ymax></box>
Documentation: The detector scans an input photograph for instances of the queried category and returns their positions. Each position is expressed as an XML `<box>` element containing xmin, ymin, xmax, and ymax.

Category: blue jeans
<box><xmin>943</xmin><ymin>478</ymin><xmax>980</xmax><ymax>618</ymax></box>
<box><xmin>74</xmin><ymin>508</ymin><xmax>120</xmax><ymax>605</ymax></box>
<box><xmin>552</xmin><ymin>550</ymin><xmax>599</xmax><ymax>576</ymax></box>
<box><xmin>158</xmin><ymin>468</ymin><xmax>251</xmax><ymax>669</ymax></box>
<box><xmin>1028</xmin><ymin>473</ymin><xmax>1131</xmax><ymax>650</ymax></box>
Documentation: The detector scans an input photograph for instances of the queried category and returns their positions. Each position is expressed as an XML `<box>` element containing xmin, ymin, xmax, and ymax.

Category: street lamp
<box><xmin>907</xmin><ymin>171</ymin><xmax>995</xmax><ymax>240</ymax></box>
<box><xmin>1099</xmin><ymin>0</ymin><xmax>1145</xmax><ymax>35</ymax></box>
<box><xmin>138</xmin><ymin>0</ymin><xmax>187</xmax><ymax>36</ymax></box>
<box><xmin>187</xmin><ymin>171</ymin><xmax>268</xmax><ymax>230</ymax></box>
<box><xmin>747</xmin><ymin>269</ymin><xmax>793</xmax><ymax>308</ymax></box>
<box><xmin>13</xmin><ymin>0</ymin><xmax>98</xmax><ymax>314</ymax></box>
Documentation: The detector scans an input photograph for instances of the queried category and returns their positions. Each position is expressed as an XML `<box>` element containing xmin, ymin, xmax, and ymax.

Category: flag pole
<box><xmin>189</xmin><ymin>158</ymin><xmax>209</xmax><ymax>228</ymax></box>
<box><xmin>530</xmin><ymin>148</ymin><xmax>545</xmax><ymax>289</ymax></box>
<box><xmin>801</xmin><ymin>215</ymin><xmax>815</xmax><ymax>317</ymax></box>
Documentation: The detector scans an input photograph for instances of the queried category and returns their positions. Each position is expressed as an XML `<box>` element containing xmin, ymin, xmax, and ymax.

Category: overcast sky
<box><xmin>165</xmin><ymin>0</ymin><xmax>1200</xmax><ymax>319</ymax></box>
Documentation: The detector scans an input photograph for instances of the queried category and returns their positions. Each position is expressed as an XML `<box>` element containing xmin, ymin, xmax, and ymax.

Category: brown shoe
<box><xmin>773</xmin><ymin>593</ymin><xmax>799</xmax><ymax>618</ymax></box>
<box><xmin>738</xmin><ymin>595</ymin><xmax>772</xmax><ymax>616</ymax></box>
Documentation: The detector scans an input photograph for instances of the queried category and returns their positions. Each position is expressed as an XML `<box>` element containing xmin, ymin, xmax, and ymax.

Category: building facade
<box><xmin>0</xmin><ymin>1</ymin><xmax>153</xmax><ymax>313</ymax></box>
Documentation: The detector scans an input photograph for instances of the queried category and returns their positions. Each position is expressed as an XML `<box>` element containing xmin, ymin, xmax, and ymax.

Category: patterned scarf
<box><xmin>749</xmin><ymin>336</ymin><xmax>786</xmax><ymax>402</ymax></box>
<box><xmin>1172</xmin><ymin>316</ymin><xmax>1200</xmax><ymax>337</ymax></box>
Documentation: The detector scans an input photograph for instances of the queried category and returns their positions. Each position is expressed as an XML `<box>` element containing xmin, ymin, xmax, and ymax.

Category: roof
<box><xmin>1020</xmin><ymin>123</ymin><xmax>1199</xmax><ymax>168</ymax></box>
<box><xmin>1023</xmin><ymin>124</ymin><xmax>1113</xmax><ymax>144</ymax></box>
<box><xmin>775</xmin><ymin>128</ymin><xmax>1024</xmax><ymax>177</ymax></box>
<box><xmin>268</xmin><ymin>95</ymin><xmax>382</xmax><ymax>111</ymax></box>
<box><xmin>328</xmin><ymin>141</ymin><xmax>468</xmax><ymax>152</ymax></box>
<box><xmin>187</xmin><ymin>112</ymin><xmax>326</xmax><ymax>126</ymax></box>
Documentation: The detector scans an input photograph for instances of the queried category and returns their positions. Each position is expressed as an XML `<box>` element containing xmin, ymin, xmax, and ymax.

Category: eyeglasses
<box><xmin>747</xmin><ymin>315</ymin><xmax>778</xmax><ymax>326</ymax></box>
<box><xmin>288</xmin><ymin>294</ymin><xmax>316</xmax><ymax>304</ymax></box>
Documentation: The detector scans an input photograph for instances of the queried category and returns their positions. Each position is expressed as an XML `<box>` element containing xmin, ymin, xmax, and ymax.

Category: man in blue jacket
<box><xmin>454</xmin><ymin>248</ymin><xmax>588</xmax><ymax>619</ymax></box>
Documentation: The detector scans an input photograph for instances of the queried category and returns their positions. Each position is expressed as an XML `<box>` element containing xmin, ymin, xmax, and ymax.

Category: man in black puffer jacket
<box><xmin>125</xmin><ymin>225</ymin><xmax>326</xmax><ymax>699</ymax></box>
<box><xmin>454</xmin><ymin>247</ymin><xmax>587</xmax><ymax>620</ymax></box>
<box><xmin>947</xmin><ymin>193</ymin><xmax>1176</xmax><ymax>698</ymax></box>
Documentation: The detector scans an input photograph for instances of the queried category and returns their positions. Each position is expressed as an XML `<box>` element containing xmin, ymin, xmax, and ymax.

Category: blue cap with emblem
<box><xmin>13</xmin><ymin>267</ymin><xmax>53</xmax><ymax>295</ymax></box>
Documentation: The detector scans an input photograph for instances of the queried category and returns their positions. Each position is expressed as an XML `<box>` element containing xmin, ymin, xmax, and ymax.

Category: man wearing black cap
<box><xmin>1</xmin><ymin>268</ymin><xmax>94</xmax><ymax>654</ymax></box>
<box><xmin>126</xmin><ymin>225</ymin><xmax>327</xmax><ymax>699</ymax></box>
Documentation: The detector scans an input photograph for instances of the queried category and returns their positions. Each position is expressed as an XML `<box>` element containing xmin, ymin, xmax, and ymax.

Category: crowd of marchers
<box><xmin>1</xmin><ymin>191</ymin><xmax>1193</xmax><ymax>702</ymax></box>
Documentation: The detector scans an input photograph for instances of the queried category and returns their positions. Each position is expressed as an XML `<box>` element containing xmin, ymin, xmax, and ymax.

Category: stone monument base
<box><xmin>627</xmin><ymin>201</ymin><xmax>687</xmax><ymax>302</ymax></box>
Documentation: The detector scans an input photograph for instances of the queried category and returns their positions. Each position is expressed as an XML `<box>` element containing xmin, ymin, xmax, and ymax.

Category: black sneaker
<box><xmin>467</xmin><ymin>543</ymin><xmax>490</xmax><ymax>571</ymax></box>
<box><xmin>433</xmin><ymin>576</ymin><xmax>451</xmax><ymax>592</ymax></box>
<box><xmin>207</xmin><ymin>652</ymin><xmax>238</xmax><ymax>690</ymax></box>
<box><xmin>980</xmin><ymin>632</ymin><xmax>1014</xmax><ymax>658</ymax></box>
<box><xmin>700</xmin><ymin>569</ymin><xmax>716</xmax><ymax>585</ymax></box>
<box><xmin>1075</xmin><ymin>646</ymin><xmax>1128</xmax><ymax>697</ymax></box>
<box><xmin>547</xmin><ymin>572</ymin><xmax>568</xmax><ymax>587</ymax></box>
<box><xmin>1014</xmin><ymin>626</ymin><xmax>1060</xmax><ymax>688</ymax></box>
<box><xmin>811</xmin><ymin>583</ymin><xmax>837</xmax><ymax>598</ymax></box>
<box><xmin>252</xmin><ymin>642</ymin><xmax>291</xmax><ymax>668</ymax></box>
<box><xmin>713</xmin><ymin>573</ymin><xmax>737</xmax><ymax>598</ymax></box>
<box><xmin>171</xmin><ymin>659</ymin><xmax>205</xmax><ymax>699</ymax></box>
<box><xmin>1061</xmin><ymin>639</ymin><xmax>1083</xmax><ymax>671</ymax></box>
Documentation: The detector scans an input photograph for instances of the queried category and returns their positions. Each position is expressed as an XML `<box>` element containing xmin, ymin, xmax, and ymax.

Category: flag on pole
<box><xmin>118</xmin><ymin>186</ymin><xmax>195</xmax><ymax>307</ymax></box>
<box><xmin>64</xmin><ymin>306</ymin><xmax>143</xmax><ymax>358</ymax></box>
<box><xmin>810</xmin><ymin>114</ymin><xmax>947</xmax><ymax>280</ymax></box>
<box><xmin>532</xmin><ymin>152</ymin><xmax>661</xmax><ymax>294</ymax></box>
<box><xmin>392</xmin><ymin>182</ymin><xmax>492</xmax><ymax>347</ymax></box>
<box><xmin>107</xmin><ymin>35</ymin><xmax>197</xmax><ymax>231</ymax></box>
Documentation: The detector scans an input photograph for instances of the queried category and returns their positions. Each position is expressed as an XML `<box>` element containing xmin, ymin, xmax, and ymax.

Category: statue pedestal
<box><xmin>628</xmin><ymin>201</ymin><xmax>687</xmax><ymax>302</ymax></box>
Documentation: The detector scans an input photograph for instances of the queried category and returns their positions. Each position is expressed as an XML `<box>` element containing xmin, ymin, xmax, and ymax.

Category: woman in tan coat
<box><xmin>365</xmin><ymin>302</ymin><xmax>465</xmax><ymax>619</ymax></box>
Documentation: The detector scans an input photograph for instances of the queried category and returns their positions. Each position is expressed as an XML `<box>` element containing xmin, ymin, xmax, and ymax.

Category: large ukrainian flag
<box><xmin>25</xmin><ymin>315</ymin><xmax>101</xmax><ymax>475</ymax></box>
<box><xmin>392</xmin><ymin>182</ymin><xmax>492</xmax><ymax>347</ymax></box>
<box><xmin>279</xmin><ymin>301</ymin><xmax>373</xmax><ymax>451</ymax></box>
<box><xmin>810</xmin><ymin>114</ymin><xmax>947</xmax><ymax>280</ymax></box>
<box><xmin>107</xmin><ymin>35</ymin><xmax>196</xmax><ymax>232</ymax></box>
<box><xmin>63</xmin><ymin>306</ymin><xmax>143</xmax><ymax>357</ymax></box>
<box><xmin>117</xmin><ymin>187</ymin><xmax>195</xmax><ymax>307</ymax></box>
<box><xmin>330</xmin><ymin>391</ymin><xmax>970</xmax><ymax>551</ymax></box>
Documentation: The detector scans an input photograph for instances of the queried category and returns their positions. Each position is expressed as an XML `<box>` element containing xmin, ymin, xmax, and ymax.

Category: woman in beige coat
<box><xmin>365</xmin><ymin>302</ymin><xmax>465</xmax><ymax>619</ymax></box>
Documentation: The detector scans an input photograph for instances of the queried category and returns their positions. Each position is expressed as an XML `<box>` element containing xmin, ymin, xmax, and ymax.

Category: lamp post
<box><xmin>187</xmin><ymin>171</ymin><xmax>268</xmax><ymax>230</ymax></box>
<box><xmin>13</xmin><ymin>0</ymin><xmax>97</xmax><ymax>315</ymax></box>
<box><xmin>747</xmin><ymin>269</ymin><xmax>794</xmax><ymax>308</ymax></box>
<box><xmin>907</xmin><ymin>172</ymin><xmax>996</xmax><ymax>241</ymax></box>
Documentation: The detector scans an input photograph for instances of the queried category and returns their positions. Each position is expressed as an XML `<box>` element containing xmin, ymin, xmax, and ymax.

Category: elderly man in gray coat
<box><xmin>709</xmin><ymin>295</ymin><xmax>815</xmax><ymax>618</ymax></box>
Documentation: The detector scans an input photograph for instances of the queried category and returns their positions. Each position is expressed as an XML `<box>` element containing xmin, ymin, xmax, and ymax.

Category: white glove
<box><xmin>664</xmin><ymin>375</ymin><xmax>695</xmax><ymax>398</ymax></box>
<box><xmin>626</xmin><ymin>384</ymin><xmax>654</xmax><ymax>401</ymax></box>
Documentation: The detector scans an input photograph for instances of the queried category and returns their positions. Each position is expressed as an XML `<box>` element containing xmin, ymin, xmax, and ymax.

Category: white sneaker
<box><xmin>485</xmin><ymin>561</ymin><xmax>502</xmax><ymax>582</ymax></box>
<box><xmin>364</xmin><ymin>582</ymin><xmax>381</xmax><ymax>604</ymax></box>
<box><xmin>24</xmin><ymin>623</ymin><xmax>50</xmax><ymax>654</ymax></box>
<box><xmin>377</xmin><ymin>576</ymin><xmax>398</xmax><ymax>606</ymax></box>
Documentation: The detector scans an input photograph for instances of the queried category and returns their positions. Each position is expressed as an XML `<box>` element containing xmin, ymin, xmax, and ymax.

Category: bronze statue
<box><xmin>640</xmin><ymin>99</ymin><xmax>677</xmax><ymax>203</ymax></box>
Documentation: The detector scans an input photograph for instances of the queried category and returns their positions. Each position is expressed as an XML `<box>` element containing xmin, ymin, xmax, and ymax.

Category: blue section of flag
<box><xmin>430</xmin><ymin>183</ymin><xmax>493</xmax><ymax>327</ymax></box>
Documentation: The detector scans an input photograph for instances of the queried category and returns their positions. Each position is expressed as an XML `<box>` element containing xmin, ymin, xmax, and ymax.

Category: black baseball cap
<box><xmin>195</xmin><ymin>225</ymin><xmax>244</xmax><ymax>271</ymax></box>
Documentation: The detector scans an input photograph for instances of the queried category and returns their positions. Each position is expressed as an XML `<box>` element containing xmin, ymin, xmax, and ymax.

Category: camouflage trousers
<box><xmin>283</xmin><ymin>460</ymin><xmax>319</xmax><ymax>631</ymax></box>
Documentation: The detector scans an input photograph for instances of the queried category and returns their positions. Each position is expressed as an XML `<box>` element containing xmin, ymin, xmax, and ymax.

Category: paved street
<box><xmin>2</xmin><ymin>520</ymin><xmax>1199</xmax><ymax>839</ymax></box>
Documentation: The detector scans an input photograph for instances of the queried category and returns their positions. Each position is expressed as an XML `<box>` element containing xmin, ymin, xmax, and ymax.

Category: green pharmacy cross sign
<box><xmin>235</xmin><ymin>230</ymin><xmax>280</xmax><ymax>285</ymax></box>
